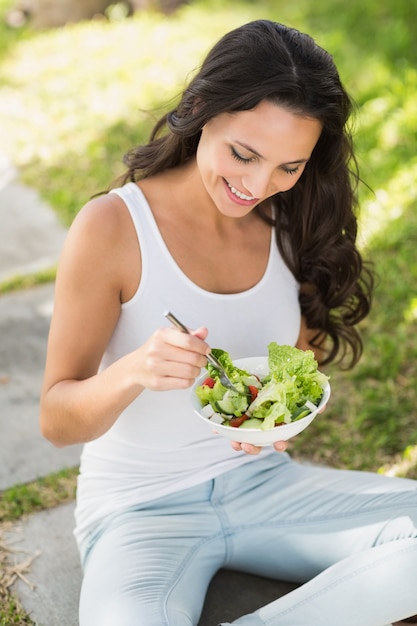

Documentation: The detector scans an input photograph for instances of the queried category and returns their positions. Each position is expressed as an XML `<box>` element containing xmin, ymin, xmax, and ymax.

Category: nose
<box><xmin>242</xmin><ymin>168</ymin><xmax>280</xmax><ymax>200</ymax></box>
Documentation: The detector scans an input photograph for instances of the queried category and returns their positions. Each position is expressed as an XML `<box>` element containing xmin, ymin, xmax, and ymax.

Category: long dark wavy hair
<box><xmin>115</xmin><ymin>19</ymin><xmax>374</xmax><ymax>368</ymax></box>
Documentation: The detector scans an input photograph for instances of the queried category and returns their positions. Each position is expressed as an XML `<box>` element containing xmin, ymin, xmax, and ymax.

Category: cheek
<box><xmin>278</xmin><ymin>177</ymin><xmax>300</xmax><ymax>194</ymax></box>
<box><xmin>281</xmin><ymin>168</ymin><xmax>307</xmax><ymax>192</ymax></box>
<box><xmin>198</xmin><ymin>145</ymin><xmax>233</xmax><ymax>181</ymax></box>
<box><xmin>210</xmin><ymin>147</ymin><xmax>233</xmax><ymax>175</ymax></box>
<box><xmin>283</xmin><ymin>179</ymin><xmax>299</xmax><ymax>192</ymax></box>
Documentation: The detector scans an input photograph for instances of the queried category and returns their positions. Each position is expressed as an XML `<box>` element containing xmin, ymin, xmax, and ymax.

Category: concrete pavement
<box><xmin>0</xmin><ymin>285</ymin><xmax>83</xmax><ymax>490</ymax></box>
<box><xmin>0</xmin><ymin>152</ymin><xmax>82</xmax><ymax>489</ymax></box>
<box><xmin>0</xmin><ymin>152</ymin><xmax>67</xmax><ymax>284</ymax></box>
<box><xmin>4</xmin><ymin>503</ymin><xmax>82</xmax><ymax>626</ymax></box>
<box><xmin>0</xmin><ymin>154</ymin><xmax>83</xmax><ymax>625</ymax></box>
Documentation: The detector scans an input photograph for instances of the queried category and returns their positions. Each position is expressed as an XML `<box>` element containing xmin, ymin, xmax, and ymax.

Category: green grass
<box><xmin>0</xmin><ymin>597</ymin><xmax>34</xmax><ymax>626</ymax></box>
<box><xmin>0</xmin><ymin>467</ymin><xmax>78</xmax><ymax>523</ymax></box>
<box><xmin>291</xmin><ymin>188</ymin><xmax>417</xmax><ymax>475</ymax></box>
<box><xmin>0</xmin><ymin>266</ymin><xmax>57</xmax><ymax>294</ymax></box>
<box><xmin>0</xmin><ymin>0</ymin><xmax>416</xmax><ymax>619</ymax></box>
<box><xmin>1</xmin><ymin>0</ymin><xmax>413</xmax><ymax>228</ymax></box>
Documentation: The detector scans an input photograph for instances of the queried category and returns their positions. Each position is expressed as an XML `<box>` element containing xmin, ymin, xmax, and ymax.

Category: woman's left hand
<box><xmin>230</xmin><ymin>440</ymin><xmax>288</xmax><ymax>455</ymax></box>
<box><xmin>228</xmin><ymin>401</ymin><xmax>327</xmax><ymax>455</ymax></box>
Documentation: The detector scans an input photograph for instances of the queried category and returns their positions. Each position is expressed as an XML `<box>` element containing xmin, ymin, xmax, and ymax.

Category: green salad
<box><xmin>195</xmin><ymin>342</ymin><xmax>329</xmax><ymax>431</ymax></box>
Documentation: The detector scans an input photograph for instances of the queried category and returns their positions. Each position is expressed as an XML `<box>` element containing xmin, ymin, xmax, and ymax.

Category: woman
<box><xmin>40</xmin><ymin>19</ymin><xmax>417</xmax><ymax>626</ymax></box>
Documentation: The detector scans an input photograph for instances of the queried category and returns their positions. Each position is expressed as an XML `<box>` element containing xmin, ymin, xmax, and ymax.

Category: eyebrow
<box><xmin>235</xmin><ymin>141</ymin><xmax>309</xmax><ymax>166</ymax></box>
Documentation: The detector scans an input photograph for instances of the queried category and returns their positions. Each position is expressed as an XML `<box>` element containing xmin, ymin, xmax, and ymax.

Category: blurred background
<box><xmin>0</xmin><ymin>0</ymin><xmax>416</xmax><ymax>474</ymax></box>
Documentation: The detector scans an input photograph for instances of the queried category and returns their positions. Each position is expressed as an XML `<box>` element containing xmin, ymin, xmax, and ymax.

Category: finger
<box><xmin>273</xmin><ymin>440</ymin><xmax>288</xmax><ymax>452</ymax></box>
<box><xmin>240</xmin><ymin>442</ymin><xmax>262</xmax><ymax>455</ymax></box>
<box><xmin>230</xmin><ymin>441</ymin><xmax>262</xmax><ymax>455</ymax></box>
<box><xmin>163</xmin><ymin>327</ymin><xmax>209</xmax><ymax>359</ymax></box>
<box><xmin>143</xmin><ymin>346</ymin><xmax>202</xmax><ymax>379</ymax></box>
<box><xmin>191</xmin><ymin>326</ymin><xmax>209</xmax><ymax>341</ymax></box>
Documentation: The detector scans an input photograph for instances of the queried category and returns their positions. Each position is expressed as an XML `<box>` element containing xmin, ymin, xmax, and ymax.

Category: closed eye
<box><xmin>231</xmin><ymin>147</ymin><xmax>254</xmax><ymax>164</ymax></box>
<box><xmin>282</xmin><ymin>165</ymin><xmax>301</xmax><ymax>176</ymax></box>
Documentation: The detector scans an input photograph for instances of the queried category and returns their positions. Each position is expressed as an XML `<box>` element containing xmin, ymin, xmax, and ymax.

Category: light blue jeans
<box><xmin>78</xmin><ymin>453</ymin><xmax>417</xmax><ymax>626</ymax></box>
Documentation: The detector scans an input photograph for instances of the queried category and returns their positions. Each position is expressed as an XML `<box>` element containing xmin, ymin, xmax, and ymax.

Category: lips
<box><xmin>226</xmin><ymin>181</ymin><xmax>256</xmax><ymax>202</ymax></box>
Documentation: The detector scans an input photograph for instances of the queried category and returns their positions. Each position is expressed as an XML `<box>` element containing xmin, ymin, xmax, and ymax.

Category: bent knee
<box><xmin>377</xmin><ymin>515</ymin><xmax>417</xmax><ymax>545</ymax></box>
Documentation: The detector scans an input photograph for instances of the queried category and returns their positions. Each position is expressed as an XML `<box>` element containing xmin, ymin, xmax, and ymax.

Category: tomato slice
<box><xmin>229</xmin><ymin>415</ymin><xmax>249</xmax><ymax>428</ymax></box>
<box><xmin>202</xmin><ymin>377</ymin><xmax>215</xmax><ymax>388</ymax></box>
<box><xmin>248</xmin><ymin>385</ymin><xmax>259</xmax><ymax>402</ymax></box>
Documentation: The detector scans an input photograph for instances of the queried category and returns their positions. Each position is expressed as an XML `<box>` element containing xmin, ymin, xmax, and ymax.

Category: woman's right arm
<box><xmin>40</xmin><ymin>194</ymin><xmax>209</xmax><ymax>447</ymax></box>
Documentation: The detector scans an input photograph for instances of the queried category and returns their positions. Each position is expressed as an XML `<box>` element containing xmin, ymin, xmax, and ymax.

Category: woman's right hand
<box><xmin>41</xmin><ymin>320</ymin><xmax>210</xmax><ymax>447</ymax></box>
<box><xmin>131</xmin><ymin>325</ymin><xmax>210</xmax><ymax>392</ymax></box>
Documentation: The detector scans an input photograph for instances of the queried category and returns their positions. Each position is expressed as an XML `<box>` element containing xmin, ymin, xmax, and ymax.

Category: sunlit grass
<box><xmin>0</xmin><ymin>2</ymin><xmax>266</xmax><ymax>222</ymax></box>
<box><xmin>0</xmin><ymin>5</ymin><xmax>254</xmax><ymax>171</ymax></box>
<box><xmin>0</xmin><ymin>0</ymin><xmax>414</xmax><ymax>231</ymax></box>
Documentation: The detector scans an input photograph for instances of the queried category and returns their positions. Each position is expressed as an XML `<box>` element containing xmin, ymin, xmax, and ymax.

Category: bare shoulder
<box><xmin>43</xmin><ymin>191</ymin><xmax>140</xmax><ymax>388</ymax></box>
<box><xmin>70</xmin><ymin>192</ymin><xmax>132</xmax><ymax>248</ymax></box>
<box><xmin>61</xmin><ymin>191</ymin><xmax>141</xmax><ymax>303</ymax></box>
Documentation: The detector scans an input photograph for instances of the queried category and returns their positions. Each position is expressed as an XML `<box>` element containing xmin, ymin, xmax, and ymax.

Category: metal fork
<box><xmin>164</xmin><ymin>311</ymin><xmax>244</xmax><ymax>394</ymax></box>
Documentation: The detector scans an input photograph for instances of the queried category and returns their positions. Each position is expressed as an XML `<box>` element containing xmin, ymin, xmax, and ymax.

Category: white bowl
<box><xmin>191</xmin><ymin>356</ymin><xmax>331</xmax><ymax>446</ymax></box>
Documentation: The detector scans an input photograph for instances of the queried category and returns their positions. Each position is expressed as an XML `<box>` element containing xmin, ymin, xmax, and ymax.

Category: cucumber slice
<box><xmin>239</xmin><ymin>417</ymin><xmax>263</xmax><ymax>429</ymax></box>
<box><xmin>215</xmin><ymin>390</ymin><xmax>249</xmax><ymax>416</ymax></box>
<box><xmin>215</xmin><ymin>397</ymin><xmax>237</xmax><ymax>415</ymax></box>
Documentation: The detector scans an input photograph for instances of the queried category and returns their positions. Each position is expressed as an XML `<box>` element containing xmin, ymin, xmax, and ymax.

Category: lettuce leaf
<box><xmin>267</xmin><ymin>342</ymin><xmax>328</xmax><ymax>410</ymax></box>
<box><xmin>209</xmin><ymin>348</ymin><xmax>251</xmax><ymax>382</ymax></box>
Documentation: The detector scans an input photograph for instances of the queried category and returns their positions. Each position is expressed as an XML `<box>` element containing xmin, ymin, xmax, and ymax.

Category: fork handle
<box><xmin>164</xmin><ymin>311</ymin><xmax>189</xmax><ymax>334</ymax></box>
<box><xmin>164</xmin><ymin>311</ymin><xmax>220</xmax><ymax>368</ymax></box>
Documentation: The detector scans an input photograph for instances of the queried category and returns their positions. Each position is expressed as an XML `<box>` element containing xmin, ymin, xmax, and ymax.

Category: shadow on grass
<box><xmin>352</xmin><ymin>200</ymin><xmax>417</xmax><ymax>455</ymax></box>
<box><xmin>292</xmin><ymin>197</ymin><xmax>417</xmax><ymax>475</ymax></box>
<box><xmin>305</xmin><ymin>0</ymin><xmax>416</xmax><ymax>67</ymax></box>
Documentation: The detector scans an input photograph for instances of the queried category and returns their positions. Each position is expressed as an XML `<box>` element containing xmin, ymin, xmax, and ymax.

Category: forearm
<box><xmin>40</xmin><ymin>324</ymin><xmax>209</xmax><ymax>446</ymax></box>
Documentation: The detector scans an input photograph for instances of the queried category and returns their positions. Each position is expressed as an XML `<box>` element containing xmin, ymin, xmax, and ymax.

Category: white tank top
<box><xmin>74</xmin><ymin>182</ymin><xmax>301</xmax><ymax>543</ymax></box>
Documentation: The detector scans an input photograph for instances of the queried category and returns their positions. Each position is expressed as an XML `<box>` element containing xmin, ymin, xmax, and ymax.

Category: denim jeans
<box><xmin>78</xmin><ymin>453</ymin><xmax>417</xmax><ymax>626</ymax></box>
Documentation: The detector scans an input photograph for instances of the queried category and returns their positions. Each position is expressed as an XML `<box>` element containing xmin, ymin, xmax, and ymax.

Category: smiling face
<box><xmin>195</xmin><ymin>100</ymin><xmax>322</xmax><ymax>217</ymax></box>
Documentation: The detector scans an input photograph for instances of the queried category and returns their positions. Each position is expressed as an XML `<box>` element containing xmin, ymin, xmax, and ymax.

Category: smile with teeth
<box><xmin>227</xmin><ymin>182</ymin><xmax>256</xmax><ymax>201</ymax></box>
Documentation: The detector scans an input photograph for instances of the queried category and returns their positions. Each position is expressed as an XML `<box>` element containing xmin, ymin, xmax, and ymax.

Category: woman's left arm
<box><xmin>296</xmin><ymin>315</ymin><xmax>327</xmax><ymax>365</ymax></box>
